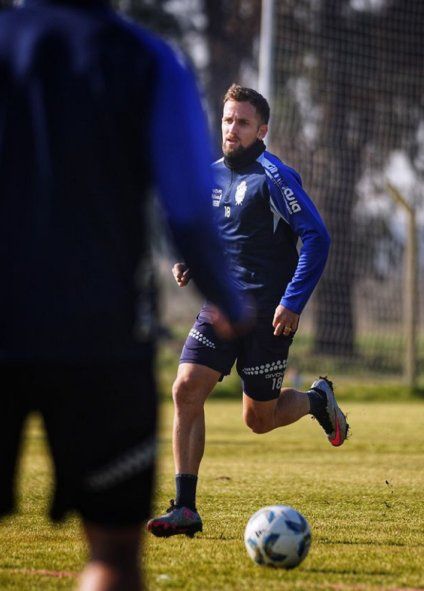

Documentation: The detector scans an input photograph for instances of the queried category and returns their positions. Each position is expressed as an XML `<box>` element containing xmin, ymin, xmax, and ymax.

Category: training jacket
<box><xmin>0</xmin><ymin>0</ymin><xmax>244</xmax><ymax>361</ymax></box>
<box><xmin>208</xmin><ymin>143</ymin><xmax>331</xmax><ymax>318</ymax></box>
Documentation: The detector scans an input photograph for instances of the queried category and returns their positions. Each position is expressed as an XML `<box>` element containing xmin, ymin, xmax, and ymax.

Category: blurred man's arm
<box><xmin>149</xmin><ymin>43</ymin><xmax>250</xmax><ymax>329</ymax></box>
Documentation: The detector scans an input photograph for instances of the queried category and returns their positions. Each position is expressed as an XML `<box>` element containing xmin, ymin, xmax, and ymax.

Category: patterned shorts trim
<box><xmin>188</xmin><ymin>328</ymin><xmax>216</xmax><ymax>349</ymax></box>
<box><xmin>242</xmin><ymin>359</ymin><xmax>287</xmax><ymax>376</ymax></box>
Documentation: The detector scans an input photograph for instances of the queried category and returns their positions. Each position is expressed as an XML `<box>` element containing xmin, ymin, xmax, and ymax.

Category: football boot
<box><xmin>309</xmin><ymin>377</ymin><xmax>349</xmax><ymax>446</ymax></box>
<box><xmin>147</xmin><ymin>499</ymin><xmax>203</xmax><ymax>538</ymax></box>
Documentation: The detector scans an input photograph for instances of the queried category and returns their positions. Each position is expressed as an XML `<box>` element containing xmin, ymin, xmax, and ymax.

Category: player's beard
<box><xmin>222</xmin><ymin>141</ymin><xmax>247</xmax><ymax>158</ymax></box>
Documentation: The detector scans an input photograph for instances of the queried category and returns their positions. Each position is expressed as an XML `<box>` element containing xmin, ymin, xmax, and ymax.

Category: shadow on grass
<box><xmin>158</xmin><ymin>437</ymin><xmax>257</xmax><ymax>446</ymax></box>
<box><xmin>306</xmin><ymin>567</ymin><xmax>390</xmax><ymax>577</ymax></box>
<box><xmin>321</xmin><ymin>540</ymin><xmax>424</xmax><ymax>547</ymax></box>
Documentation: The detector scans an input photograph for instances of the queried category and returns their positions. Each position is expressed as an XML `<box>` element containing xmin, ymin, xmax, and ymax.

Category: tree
<box><xmin>203</xmin><ymin>0</ymin><xmax>261</xmax><ymax>146</ymax></box>
<box><xmin>113</xmin><ymin>0</ymin><xmax>182</xmax><ymax>39</ymax></box>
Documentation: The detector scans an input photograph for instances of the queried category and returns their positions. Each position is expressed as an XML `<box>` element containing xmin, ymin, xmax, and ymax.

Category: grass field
<box><xmin>1</xmin><ymin>399</ymin><xmax>423</xmax><ymax>590</ymax></box>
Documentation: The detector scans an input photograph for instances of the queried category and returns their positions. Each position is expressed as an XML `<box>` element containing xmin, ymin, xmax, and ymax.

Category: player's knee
<box><xmin>243</xmin><ymin>408</ymin><xmax>272</xmax><ymax>434</ymax></box>
<box><xmin>172</xmin><ymin>376</ymin><xmax>203</xmax><ymax>411</ymax></box>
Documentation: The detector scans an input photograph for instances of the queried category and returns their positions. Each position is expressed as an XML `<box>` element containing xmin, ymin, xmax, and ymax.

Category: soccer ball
<box><xmin>244</xmin><ymin>505</ymin><xmax>311</xmax><ymax>569</ymax></box>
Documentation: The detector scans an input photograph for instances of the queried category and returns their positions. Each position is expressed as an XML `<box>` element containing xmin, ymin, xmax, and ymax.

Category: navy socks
<box><xmin>175</xmin><ymin>473</ymin><xmax>198</xmax><ymax>511</ymax></box>
<box><xmin>307</xmin><ymin>388</ymin><xmax>333</xmax><ymax>434</ymax></box>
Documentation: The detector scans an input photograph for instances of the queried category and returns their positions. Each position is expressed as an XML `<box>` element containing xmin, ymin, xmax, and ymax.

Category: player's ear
<box><xmin>257</xmin><ymin>124</ymin><xmax>268</xmax><ymax>140</ymax></box>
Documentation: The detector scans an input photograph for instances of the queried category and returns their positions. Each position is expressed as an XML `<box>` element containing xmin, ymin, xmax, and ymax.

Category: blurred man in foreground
<box><xmin>0</xmin><ymin>2</ymin><xmax>248</xmax><ymax>589</ymax></box>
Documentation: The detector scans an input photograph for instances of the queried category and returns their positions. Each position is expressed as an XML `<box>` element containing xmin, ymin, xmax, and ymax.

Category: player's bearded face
<box><xmin>221</xmin><ymin>100</ymin><xmax>268</xmax><ymax>157</ymax></box>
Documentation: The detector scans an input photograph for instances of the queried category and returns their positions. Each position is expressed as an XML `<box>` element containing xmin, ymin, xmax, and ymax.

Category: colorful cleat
<box><xmin>309</xmin><ymin>377</ymin><xmax>350</xmax><ymax>446</ymax></box>
<box><xmin>147</xmin><ymin>499</ymin><xmax>203</xmax><ymax>538</ymax></box>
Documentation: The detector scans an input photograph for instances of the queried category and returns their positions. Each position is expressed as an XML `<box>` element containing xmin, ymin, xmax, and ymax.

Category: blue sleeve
<box><xmin>148</xmin><ymin>43</ymin><xmax>244</xmax><ymax>322</ymax></box>
<box><xmin>265</xmin><ymin>161</ymin><xmax>330</xmax><ymax>314</ymax></box>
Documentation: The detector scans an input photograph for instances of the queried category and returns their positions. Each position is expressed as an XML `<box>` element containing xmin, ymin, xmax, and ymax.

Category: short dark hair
<box><xmin>223</xmin><ymin>84</ymin><xmax>270</xmax><ymax>124</ymax></box>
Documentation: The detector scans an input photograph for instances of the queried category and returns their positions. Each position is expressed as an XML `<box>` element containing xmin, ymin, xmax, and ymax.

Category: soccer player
<box><xmin>147</xmin><ymin>84</ymin><xmax>350</xmax><ymax>538</ymax></box>
<box><xmin>0</xmin><ymin>4</ymin><xmax>249</xmax><ymax>591</ymax></box>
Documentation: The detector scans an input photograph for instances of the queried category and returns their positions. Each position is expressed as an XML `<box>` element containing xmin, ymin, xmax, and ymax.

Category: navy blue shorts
<box><xmin>180</xmin><ymin>316</ymin><xmax>293</xmax><ymax>401</ymax></box>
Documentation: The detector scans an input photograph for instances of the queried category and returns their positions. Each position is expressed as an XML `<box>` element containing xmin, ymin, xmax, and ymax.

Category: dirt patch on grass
<box><xmin>1</xmin><ymin>567</ymin><xmax>77</xmax><ymax>579</ymax></box>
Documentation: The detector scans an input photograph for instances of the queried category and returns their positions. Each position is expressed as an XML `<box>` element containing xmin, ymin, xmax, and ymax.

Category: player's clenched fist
<box><xmin>272</xmin><ymin>304</ymin><xmax>299</xmax><ymax>337</ymax></box>
<box><xmin>172</xmin><ymin>262</ymin><xmax>192</xmax><ymax>287</ymax></box>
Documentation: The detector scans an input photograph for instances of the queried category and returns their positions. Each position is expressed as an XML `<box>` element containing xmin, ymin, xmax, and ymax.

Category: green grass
<box><xmin>0</xmin><ymin>401</ymin><xmax>423</xmax><ymax>590</ymax></box>
<box><xmin>0</xmin><ymin>418</ymin><xmax>84</xmax><ymax>590</ymax></box>
<box><xmin>148</xmin><ymin>401</ymin><xmax>424</xmax><ymax>590</ymax></box>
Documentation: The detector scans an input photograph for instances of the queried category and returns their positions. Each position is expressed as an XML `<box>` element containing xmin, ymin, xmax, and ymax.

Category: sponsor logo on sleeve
<box><xmin>282</xmin><ymin>186</ymin><xmax>301</xmax><ymax>213</ymax></box>
<box><xmin>212</xmin><ymin>188</ymin><xmax>223</xmax><ymax>207</ymax></box>
<box><xmin>262</xmin><ymin>159</ymin><xmax>302</xmax><ymax>214</ymax></box>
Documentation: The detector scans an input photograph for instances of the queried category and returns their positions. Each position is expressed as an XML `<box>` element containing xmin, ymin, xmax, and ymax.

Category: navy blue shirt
<box><xmin>209</xmin><ymin>149</ymin><xmax>330</xmax><ymax>317</ymax></box>
<box><xmin>0</xmin><ymin>0</ymin><xmax>243</xmax><ymax>361</ymax></box>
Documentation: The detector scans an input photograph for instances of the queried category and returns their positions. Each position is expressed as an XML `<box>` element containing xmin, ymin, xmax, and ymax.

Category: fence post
<box><xmin>258</xmin><ymin>0</ymin><xmax>275</xmax><ymax>109</ymax></box>
<box><xmin>386</xmin><ymin>183</ymin><xmax>418</xmax><ymax>390</ymax></box>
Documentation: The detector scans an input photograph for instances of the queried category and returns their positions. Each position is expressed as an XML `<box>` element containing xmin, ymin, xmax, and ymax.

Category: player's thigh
<box><xmin>242</xmin><ymin>392</ymin><xmax>280</xmax><ymax>434</ymax></box>
<box><xmin>242</xmin><ymin>392</ymin><xmax>279</xmax><ymax>424</ymax></box>
<box><xmin>41</xmin><ymin>360</ymin><xmax>157</xmax><ymax>526</ymax></box>
<box><xmin>179</xmin><ymin>317</ymin><xmax>237</xmax><ymax>381</ymax></box>
<box><xmin>237</xmin><ymin>322</ymin><xmax>293</xmax><ymax>403</ymax></box>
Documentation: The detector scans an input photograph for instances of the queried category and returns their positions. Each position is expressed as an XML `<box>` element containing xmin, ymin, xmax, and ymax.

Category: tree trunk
<box><xmin>313</xmin><ymin>2</ymin><xmax>361</xmax><ymax>356</ymax></box>
<box><xmin>203</xmin><ymin>0</ymin><xmax>261</xmax><ymax>149</ymax></box>
<box><xmin>313</xmin><ymin>148</ymin><xmax>358</xmax><ymax>356</ymax></box>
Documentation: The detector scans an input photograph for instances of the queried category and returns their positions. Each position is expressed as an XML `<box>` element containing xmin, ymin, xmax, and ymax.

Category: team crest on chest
<box><xmin>235</xmin><ymin>181</ymin><xmax>247</xmax><ymax>205</ymax></box>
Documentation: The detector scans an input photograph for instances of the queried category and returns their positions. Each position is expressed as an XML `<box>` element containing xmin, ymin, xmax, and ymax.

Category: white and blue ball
<box><xmin>244</xmin><ymin>505</ymin><xmax>311</xmax><ymax>569</ymax></box>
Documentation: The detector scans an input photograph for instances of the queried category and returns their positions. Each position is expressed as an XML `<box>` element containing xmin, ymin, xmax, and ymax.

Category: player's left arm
<box><xmin>148</xmin><ymin>41</ymin><xmax>252</xmax><ymax>333</ymax></box>
<box><xmin>267</xmin><ymin>166</ymin><xmax>331</xmax><ymax>333</ymax></box>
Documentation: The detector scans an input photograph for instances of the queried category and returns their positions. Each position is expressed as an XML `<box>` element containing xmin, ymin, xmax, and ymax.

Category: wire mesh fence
<box><xmin>268</xmin><ymin>0</ymin><xmax>424</xmax><ymax>385</ymax></box>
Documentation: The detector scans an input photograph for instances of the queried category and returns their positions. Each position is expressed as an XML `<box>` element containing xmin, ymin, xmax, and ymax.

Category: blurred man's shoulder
<box><xmin>113</xmin><ymin>12</ymin><xmax>186</xmax><ymax>69</ymax></box>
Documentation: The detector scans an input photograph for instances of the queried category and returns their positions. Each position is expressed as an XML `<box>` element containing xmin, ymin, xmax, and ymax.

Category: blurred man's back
<box><xmin>0</xmin><ymin>1</ymin><xmax>165</xmax><ymax>360</ymax></box>
<box><xmin>0</xmin><ymin>2</ymin><xmax>245</xmax><ymax>589</ymax></box>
